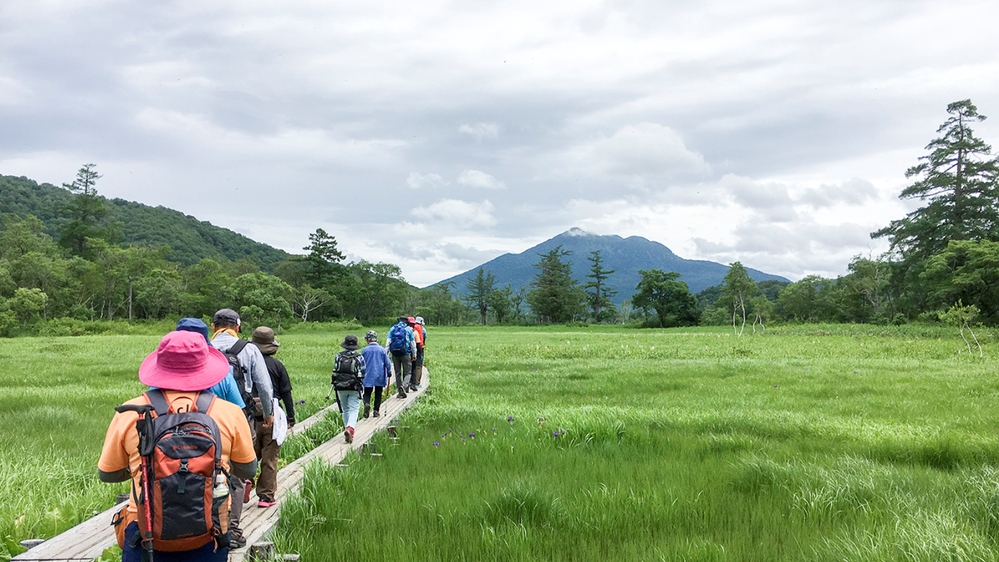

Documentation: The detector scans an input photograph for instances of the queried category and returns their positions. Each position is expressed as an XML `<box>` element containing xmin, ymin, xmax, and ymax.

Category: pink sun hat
<box><xmin>138</xmin><ymin>330</ymin><xmax>230</xmax><ymax>391</ymax></box>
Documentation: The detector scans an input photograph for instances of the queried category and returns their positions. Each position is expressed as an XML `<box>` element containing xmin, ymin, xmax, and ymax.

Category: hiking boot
<box><xmin>229</xmin><ymin>529</ymin><xmax>246</xmax><ymax>549</ymax></box>
<box><xmin>243</xmin><ymin>479</ymin><xmax>254</xmax><ymax>503</ymax></box>
<box><xmin>257</xmin><ymin>496</ymin><xmax>277</xmax><ymax>508</ymax></box>
<box><xmin>363</xmin><ymin>404</ymin><xmax>371</xmax><ymax>419</ymax></box>
<box><xmin>344</xmin><ymin>426</ymin><xmax>355</xmax><ymax>443</ymax></box>
<box><xmin>373</xmin><ymin>410</ymin><xmax>380</xmax><ymax>418</ymax></box>
<box><xmin>397</xmin><ymin>391</ymin><xmax>407</xmax><ymax>399</ymax></box>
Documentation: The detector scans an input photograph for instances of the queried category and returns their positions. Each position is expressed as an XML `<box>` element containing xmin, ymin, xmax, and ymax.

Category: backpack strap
<box><xmin>144</xmin><ymin>389</ymin><xmax>170</xmax><ymax>416</ymax></box>
<box><xmin>144</xmin><ymin>389</ymin><xmax>216</xmax><ymax>415</ymax></box>
<box><xmin>227</xmin><ymin>339</ymin><xmax>249</xmax><ymax>356</ymax></box>
<box><xmin>194</xmin><ymin>391</ymin><xmax>215</xmax><ymax>414</ymax></box>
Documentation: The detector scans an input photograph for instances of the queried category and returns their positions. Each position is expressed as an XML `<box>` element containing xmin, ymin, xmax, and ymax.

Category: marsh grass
<box><xmin>0</xmin><ymin>329</ymin><xmax>358</xmax><ymax>557</ymax></box>
<box><xmin>5</xmin><ymin>324</ymin><xmax>999</xmax><ymax>560</ymax></box>
<box><xmin>271</xmin><ymin>325</ymin><xmax>999</xmax><ymax>561</ymax></box>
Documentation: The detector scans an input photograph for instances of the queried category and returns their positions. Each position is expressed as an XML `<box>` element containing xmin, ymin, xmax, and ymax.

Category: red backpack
<box><xmin>128</xmin><ymin>390</ymin><xmax>226</xmax><ymax>552</ymax></box>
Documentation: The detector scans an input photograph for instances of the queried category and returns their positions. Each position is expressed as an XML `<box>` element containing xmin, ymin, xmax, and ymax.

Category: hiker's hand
<box><xmin>261</xmin><ymin>416</ymin><xmax>274</xmax><ymax>428</ymax></box>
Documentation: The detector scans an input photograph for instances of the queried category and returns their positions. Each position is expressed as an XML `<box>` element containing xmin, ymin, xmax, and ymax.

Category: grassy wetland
<box><xmin>4</xmin><ymin>324</ymin><xmax>999</xmax><ymax>560</ymax></box>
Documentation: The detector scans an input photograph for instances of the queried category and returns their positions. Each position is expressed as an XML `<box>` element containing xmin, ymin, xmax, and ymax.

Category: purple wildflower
<box><xmin>507</xmin><ymin>416</ymin><xmax>515</xmax><ymax>423</ymax></box>
<box><xmin>469</xmin><ymin>432</ymin><xmax>476</xmax><ymax>439</ymax></box>
<box><xmin>433</xmin><ymin>441</ymin><xmax>440</xmax><ymax>447</ymax></box>
<box><xmin>553</xmin><ymin>430</ymin><xmax>560</xmax><ymax>437</ymax></box>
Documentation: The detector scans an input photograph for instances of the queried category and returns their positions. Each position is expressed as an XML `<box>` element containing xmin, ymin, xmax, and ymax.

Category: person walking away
<box><xmin>176</xmin><ymin>317</ymin><xmax>245</xmax><ymax>408</ymax></box>
<box><xmin>209</xmin><ymin>308</ymin><xmax>274</xmax><ymax>548</ymax></box>
<box><xmin>410</xmin><ymin>316</ymin><xmax>427</xmax><ymax>390</ymax></box>
<box><xmin>360</xmin><ymin>330</ymin><xmax>391</xmax><ymax>418</ymax></box>
<box><xmin>332</xmin><ymin>335</ymin><xmax>366</xmax><ymax>443</ymax></box>
<box><xmin>407</xmin><ymin>317</ymin><xmax>423</xmax><ymax>391</ymax></box>
<box><xmin>98</xmin><ymin>330</ymin><xmax>257</xmax><ymax>562</ymax></box>
<box><xmin>385</xmin><ymin>316</ymin><xmax>415</xmax><ymax>398</ymax></box>
<box><xmin>250</xmin><ymin>326</ymin><xmax>295</xmax><ymax>508</ymax></box>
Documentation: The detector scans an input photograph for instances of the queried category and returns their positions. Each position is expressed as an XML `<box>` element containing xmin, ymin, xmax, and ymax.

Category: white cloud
<box><xmin>458</xmin><ymin>122</ymin><xmax>500</xmax><ymax>141</ymax></box>
<box><xmin>406</xmin><ymin>172</ymin><xmax>448</xmax><ymax>189</ymax></box>
<box><xmin>411</xmin><ymin>199</ymin><xmax>497</xmax><ymax>228</ymax></box>
<box><xmin>457</xmin><ymin>170</ymin><xmax>506</xmax><ymax>190</ymax></box>
<box><xmin>3</xmin><ymin>0</ymin><xmax>998</xmax><ymax>287</ymax></box>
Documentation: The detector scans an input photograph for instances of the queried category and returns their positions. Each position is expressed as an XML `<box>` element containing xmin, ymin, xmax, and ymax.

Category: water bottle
<box><xmin>213</xmin><ymin>473</ymin><xmax>229</xmax><ymax>499</ymax></box>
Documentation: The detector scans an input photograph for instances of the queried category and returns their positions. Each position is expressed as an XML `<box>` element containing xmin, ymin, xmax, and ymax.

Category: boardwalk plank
<box><xmin>13</xmin><ymin>374</ymin><xmax>427</xmax><ymax>562</ymax></box>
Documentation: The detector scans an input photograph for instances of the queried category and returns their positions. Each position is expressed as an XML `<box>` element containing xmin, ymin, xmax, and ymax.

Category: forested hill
<box><xmin>439</xmin><ymin>228</ymin><xmax>789</xmax><ymax>300</ymax></box>
<box><xmin>0</xmin><ymin>174</ymin><xmax>291</xmax><ymax>270</ymax></box>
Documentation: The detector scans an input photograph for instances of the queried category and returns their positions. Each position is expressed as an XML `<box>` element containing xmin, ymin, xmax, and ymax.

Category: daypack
<box><xmin>134</xmin><ymin>390</ymin><xmax>226</xmax><ymax>552</ymax></box>
<box><xmin>388</xmin><ymin>324</ymin><xmax>408</xmax><ymax>356</ymax></box>
<box><xmin>332</xmin><ymin>351</ymin><xmax>363</xmax><ymax>390</ymax></box>
<box><xmin>223</xmin><ymin>339</ymin><xmax>256</xmax><ymax>416</ymax></box>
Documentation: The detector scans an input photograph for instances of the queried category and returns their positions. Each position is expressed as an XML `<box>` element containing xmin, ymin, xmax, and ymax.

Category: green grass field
<box><xmin>4</xmin><ymin>324</ymin><xmax>999</xmax><ymax>561</ymax></box>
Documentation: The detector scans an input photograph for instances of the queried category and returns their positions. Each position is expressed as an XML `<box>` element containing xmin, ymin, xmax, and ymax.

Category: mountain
<box><xmin>0</xmin><ymin>174</ymin><xmax>292</xmax><ymax>270</ymax></box>
<box><xmin>435</xmin><ymin>228</ymin><xmax>790</xmax><ymax>300</ymax></box>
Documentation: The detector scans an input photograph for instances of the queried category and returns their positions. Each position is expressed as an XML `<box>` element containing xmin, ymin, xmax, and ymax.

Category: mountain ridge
<box><xmin>0</xmin><ymin>174</ymin><xmax>292</xmax><ymax>270</ymax></box>
<box><xmin>435</xmin><ymin>228</ymin><xmax>789</xmax><ymax>300</ymax></box>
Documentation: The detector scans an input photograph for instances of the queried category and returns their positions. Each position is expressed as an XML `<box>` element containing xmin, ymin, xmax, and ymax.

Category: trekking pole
<box><xmin>115</xmin><ymin>404</ymin><xmax>156</xmax><ymax>561</ymax></box>
<box><xmin>324</xmin><ymin>382</ymin><xmax>335</xmax><ymax>403</ymax></box>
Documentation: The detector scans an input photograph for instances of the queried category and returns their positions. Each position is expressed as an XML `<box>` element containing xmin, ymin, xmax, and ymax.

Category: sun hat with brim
<box><xmin>364</xmin><ymin>330</ymin><xmax>378</xmax><ymax>341</ymax></box>
<box><xmin>340</xmin><ymin>335</ymin><xmax>362</xmax><ymax>350</ymax></box>
<box><xmin>139</xmin><ymin>331</ymin><xmax>230</xmax><ymax>391</ymax></box>
<box><xmin>252</xmin><ymin>326</ymin><xmax>280</xmax><ymax>355</ymax></box>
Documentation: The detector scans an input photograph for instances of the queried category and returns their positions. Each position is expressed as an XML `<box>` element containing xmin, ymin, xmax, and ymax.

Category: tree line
<box><xmin>3</xmin><ymin>99</ymin><xmax>998</xmax><ymax>334</ymax></box>
<box><xmin>457</xmin><ymin>100</ymin><xmax>999</xmax><ymax>330</ymax></box>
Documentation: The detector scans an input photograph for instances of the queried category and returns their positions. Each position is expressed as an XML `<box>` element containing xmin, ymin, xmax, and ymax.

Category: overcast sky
<box><xmin>3</xmin><ymin>0</ymin><xmax>999</xmax><ymax>287</ymax></box>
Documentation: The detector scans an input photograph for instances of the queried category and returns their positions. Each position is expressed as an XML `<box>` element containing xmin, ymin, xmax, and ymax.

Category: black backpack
<box><xmin>332</xmin><ymin>351</ymin><xmax>363</xmax><ymax>391</ymax></box>
<box><xmin>223</xmin><ymin>339</ymin><xmax>255</xmax><ymax>416</ymax></box>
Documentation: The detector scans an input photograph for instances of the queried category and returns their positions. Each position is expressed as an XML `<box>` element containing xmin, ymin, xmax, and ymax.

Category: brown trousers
<box><xmin>253</xmin><ymin>419</ymin><xmax>280</xmax><ymax>500</ymax></box>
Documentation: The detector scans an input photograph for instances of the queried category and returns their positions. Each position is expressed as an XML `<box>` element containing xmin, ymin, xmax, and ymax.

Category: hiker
<box><xmin>360</xmin><ymin>330</ymin><xmax>392</xmax><ymax>419</ymax></box>
<box><xmin>410</xmin><ymin>316</ymin><xmax>427</xmax><ymax>390</ymax></box>
<box><xmin>98</xmin><ymin>330</ymin><xmax>257</xmax><ymax>561</ymax></box>
<box><xmin>176</xmin><ymin>317</ymin><xmax>245</xmax><ymax>408</ymax></box>
<box><xmin>250</xmin><ymin>326</ymin><xmax>296</xmax><ymax>508</ymax></box>
<box><xmin>332</xmin><ymin>334</ymin><xmax>366</xmax><ymax>443</ymax></box>
<box><xmin>209</xmin><ymin>308</ymin><xmax>274</xmax><ymax>548</ymax></box>
<box><xmin>407</xmin><ymin>317</ymin><xmax>423</xmax><ymax>391</ymax></box>
<box><xmin>385</xmin><ymin>316</ymin><xmax>415</xmax><ymax>398</ymax></box>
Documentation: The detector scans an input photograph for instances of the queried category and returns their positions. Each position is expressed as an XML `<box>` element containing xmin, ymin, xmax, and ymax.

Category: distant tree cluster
<box><xmin>6</xmin><ymin>99</ymin><xmax>999</xmax><ymax>336</ymax></box>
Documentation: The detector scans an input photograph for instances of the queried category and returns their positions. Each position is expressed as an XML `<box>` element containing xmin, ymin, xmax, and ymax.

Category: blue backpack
<box><xmin>388</xmin><ymin>323</ymin><xmax>408</xmax><ymax>356</ymax></box>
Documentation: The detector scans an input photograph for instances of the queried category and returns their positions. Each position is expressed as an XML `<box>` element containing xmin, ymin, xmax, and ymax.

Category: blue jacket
<box><xmin>208</xmin><ymin>369</ymin><xmax>246</xmax><ymax>408</ymax></box>
<box><xmin>360</xmin><ymin>342</ymin><xmax>392</xmax><ymax>387</ymax></box>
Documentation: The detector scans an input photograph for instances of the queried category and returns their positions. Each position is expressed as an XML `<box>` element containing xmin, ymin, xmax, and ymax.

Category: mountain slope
<box><xmin>0</xmin><ymin>174</ymin><xmax>292</xmax><ymax>270</ymax></box>
<box><xmin>435</xmin><ymin>228</ymin><xmax>789</xmax><ymax>300</ymax></box>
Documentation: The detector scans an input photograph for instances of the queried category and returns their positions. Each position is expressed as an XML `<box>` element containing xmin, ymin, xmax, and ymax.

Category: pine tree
<box><xmin>874</xmin><ymin>99</ymin><xmax>999</xmax><ymax>259</ymax></box>
<box><xmin>584</xmin><ymin>250</ymin><xmax>617</xmax><ymax>322</ymax></box>
<box><xmin>527</xmin><ymin>246</ymin><xmax>585</xmax><ymax>324</ymax></box>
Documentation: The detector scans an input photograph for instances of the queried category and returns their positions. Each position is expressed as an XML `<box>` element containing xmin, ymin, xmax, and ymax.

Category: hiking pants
<box><xmin>337</xmin><ymin>389</ymin><xmax>361</xmax><ymax>429</ymax></box>
<box><xmin>363</xmin><ymin>386</ymin><xmax>383</xmax><ymax>413</ymax></box>
<box><xmin>229</xmin><ymin>417</ymin><xmax>257</xmax><ymax>534</ymax></box>
<box><xmin>390</xmin><ymin>353</ymin><xmax>412</xmax><ymax>393</ymax></box>
<box><xmin>412</xmin><ymin>347</ymin><xmax>424</xmax><ymax>385</ymax></box>
<box><xmin>254</xmin><ymin>420</ymin><xmax>280</xmax><ymax>501</ymax></box>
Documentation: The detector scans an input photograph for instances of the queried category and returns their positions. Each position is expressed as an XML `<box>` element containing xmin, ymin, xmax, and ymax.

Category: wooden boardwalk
<box><xmin>14</xmin><ymin>375</ymin><xmax>428</xmax><ymax>561</ymax></box>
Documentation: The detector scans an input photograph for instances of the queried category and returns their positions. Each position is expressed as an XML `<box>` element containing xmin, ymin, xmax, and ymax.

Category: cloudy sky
<box><xmin>3</xmin><ymin>0</ymin><xmax>999</xmax><ymax>287</ymax></box>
